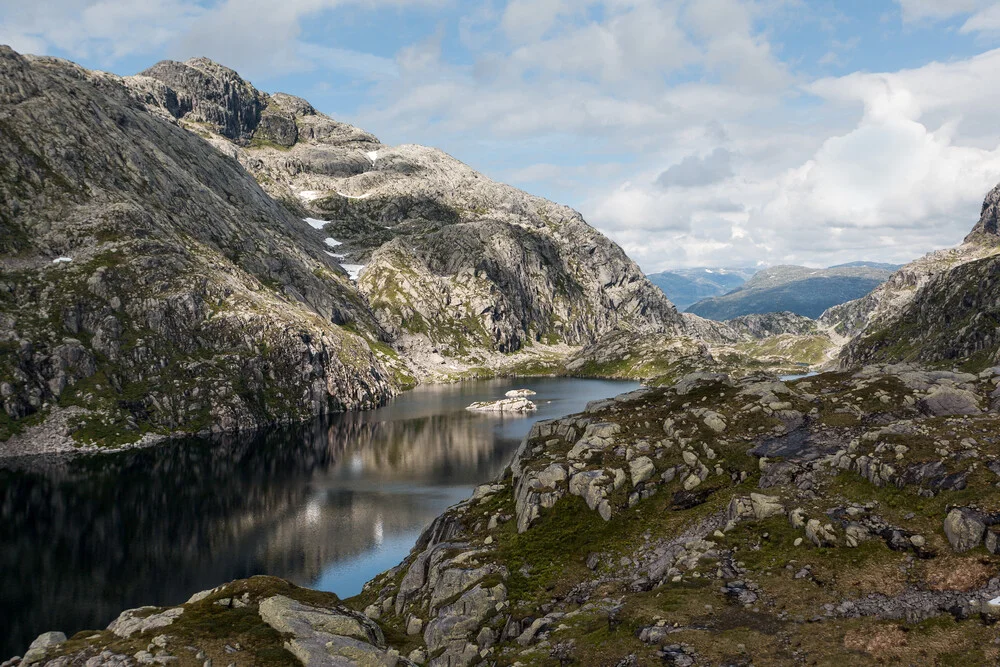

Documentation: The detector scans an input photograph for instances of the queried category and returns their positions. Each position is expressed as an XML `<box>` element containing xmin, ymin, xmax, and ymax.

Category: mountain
<box><xmin>133</xmin><ymin>58</ymin><xmax>683</xmax><ymax>375</ymax></box>
<box><xmin>0</xmin><ymin>48</ymin><xmax>681</xmax><ymax>453</ymax></box>
<box><xmin>830</xmin><ymin>261</ymin><xmax>904</xmax><ymax>271</ymax></box>
<box><xmin>686</xmin><ymin>263</ymin><xmax>900</xmax><ymax>320</ymax></box>
<box><xmin>646</xmin><ymin>267</ymin><xmax>755</xmax><ymax>310</ymax></box>
<box><xmin>830</xmin><ymin>183</ymin><xmax>1000</xmax><ymax>369</ymax></box>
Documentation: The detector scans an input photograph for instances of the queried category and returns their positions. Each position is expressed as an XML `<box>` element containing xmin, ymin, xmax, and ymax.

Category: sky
<box><xmin>4</xmin><ymin>0</ymin><xmax>1000</xmax><ymax>272</ymax></box>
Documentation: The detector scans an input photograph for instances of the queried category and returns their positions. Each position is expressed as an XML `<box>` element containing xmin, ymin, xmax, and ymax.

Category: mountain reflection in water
<box><xmin>0</xmin><ymin>377</ymin><xmax>638</xmax><ymax>656</ymax></box>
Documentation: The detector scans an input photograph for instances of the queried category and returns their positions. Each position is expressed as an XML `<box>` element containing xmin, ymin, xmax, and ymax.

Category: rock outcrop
<box><xmin>965</xmin><ymin>181</ymin><xmax>1000</xmax><ymax>245</ymax></box>
<box><xmin>466</xmin><ymin>398</ymin><xmax>537</xmax><ymax>413</ymax></box>
<box><xmin>0</xmin><ymin>46</ymin><xmax>411</xmax><ymax>452</ymax></box>
<box><xmin>127</xmin><ymin>56</ymin><xmax>685</xmax><ymax>380</ymax></box>
<box><xmin>346</xmin><ymin>364</ymin><xmax>1000</xmax><ymax>665</ymax></box>
<box><xmin>0</xmin><ymin>46</ymin><xmax>683</xmax><ymax>449</ymax></box>
<box><xmin>825</xmin><ymin>181</ymin><xmax>1000</xmax><ymax>368</ymax></box>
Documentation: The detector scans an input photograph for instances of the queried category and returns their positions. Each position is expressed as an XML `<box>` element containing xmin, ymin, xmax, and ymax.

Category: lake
<box><xmin>0</xmin><ymin>377</ymin><xmax>638</xmax><ymax>657</ymax></box>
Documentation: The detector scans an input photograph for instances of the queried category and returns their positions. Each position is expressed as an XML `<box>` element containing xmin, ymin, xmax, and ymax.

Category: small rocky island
<box><xmin>466</xmin><ymin>396</ymin><xmax>538</xmax><ymax>413</ymax></box>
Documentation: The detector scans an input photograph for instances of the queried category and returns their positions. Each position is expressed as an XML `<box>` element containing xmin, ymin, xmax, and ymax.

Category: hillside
<box><xmin>646</xmin><ymin>267</ymin><xmax>754</xmax><ymax>310</ymax></box>
<box><xmin>0</xmin><ymin>48</ymin><xmax>684</xmax><ymax>453</ymax></box>
<box><xmin>687</xmin><ymin>264</ymin><xmax>899</xmax><ymax>320</ymax></box>
<box><xmin>129</xmin><ymin>58</ymin><xmax>684</xmax><ymax>378</ymax></box>
<box><xmin>831</xmin><ymin>183</ymin><xmax>1000</xmax><ymax>368</ymax></box>
<box><xmin>31</xmin><ymin>366</ymin><xmax>1000</xmax><ymax>665</ymax></box>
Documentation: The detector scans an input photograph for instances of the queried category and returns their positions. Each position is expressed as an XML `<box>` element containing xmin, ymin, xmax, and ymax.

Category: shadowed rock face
<box><xmin>966</xmin><ymin>182</ymin><xmax>1000</xmax><ymax>245</ymax></box>
<box><xmin>0</xmin><ymin>45</ymin><xmax>685</xmax><ymax>446</ymax></box>
<box><xmin>137</xmin><ymin>58</ymin><xmax>268</xmax><ymax>144</ymax></box>
<box><xmin>133</xmin><ymin>55</ymin><xmax>685</xmax><ymax>371</ymax></box>
<box><xmin>830</xmin><ymin>182</ymin><xmax>1000</xmax><ymax>369</ymax></box>
<box><xmin>0</xmin><ymin>46</ymin><xmax>404</xmax><ymax>448</ymax></box>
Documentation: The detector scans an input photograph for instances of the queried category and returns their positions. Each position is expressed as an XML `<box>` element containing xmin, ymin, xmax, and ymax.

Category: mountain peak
<box><xmin>137</xmin><ymin>57</ymin><xmax>268</xmax><ymax>144</ymax></box>
<box><xmin>965</xmin><ymin>181</ymin><xmax>1000</xmax><ymax>245</ymax></box>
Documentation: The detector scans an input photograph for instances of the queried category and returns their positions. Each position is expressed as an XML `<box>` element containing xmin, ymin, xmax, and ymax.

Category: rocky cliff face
<box><xmin>965</xmin><ymin>181</ymin><xmax>1000</xmax><ymax>245</ymax></box>
<box><xmin>0</xmin><ymin>48</ymin><xmax>689</xmax><ymax>449</ymax></box>
<box><xmin>130</xmin><ymin>57</ymin><xmax>684</xmax><ymax>377</ymax></box>
<box><xmin>828</xmin><ymin>183</ymin><xmax>1000</xmax><ymax>368</ymax></box>
<box><xmin>0</xmin><ymin>47</ymin><xmax>409</xmax><ymax>452</ymax></box>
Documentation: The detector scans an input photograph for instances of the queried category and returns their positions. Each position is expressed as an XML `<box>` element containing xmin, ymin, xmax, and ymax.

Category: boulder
<box><xmin>424</xmin><ymin>584</ymin><xmax>506</xmax><ymax>663</ymax></box>
<box><xmin>921</xmin><ymin>388</ymin><xmax>981</xmax><ymax>417</ymax></box>
<box><xmin>703</xmin><ymin>412</ymin><xmax>727</xmax><ymax>433</ymax></box>
<box><xmin>749</xmin><ymin>493</ymin><xmax>784</xmax><ymax>520</ymax></box>
<box><xmin>259</xmin><ymin>595</ymin><xmax>384</xmax><ymax>645</ymax></box>
<box><xmin>844</xmin><ymin>523</ymin><xmax>871</xmax><ymax>548</ymax></box>
<box><xmin>726</xmin><ymin>496</ymin><xmax>755</xmax><ymax>523</ymax></box>
<box><xmin>569</xmin><ymin>470</ymin><xmax>609</xmax><ymax>511</ymax></box>
<box><xmin>805</xmin><ymin>519</ymin><xmax>837</xmax><ymax>547</ymax></box>
<box><xmin>943</xmin><ymin>508</ymin><xmax>987</xmax><ymax>552</ymax></box>
<box><xmin>505</xmin><ymin>389</ymin><xmax>536</xmax><ymax>397</ymax></box>
<box><xmin>22</xmin><ymin>632</ymin><xmax>67</xmax><ymax>664</ymax></box>
<box><xmin>987</xmin><ymin>527</ymin><xmax>1000</xmax><ymax>555</ymax></box>
<box><xmin>629</xmin><ymin>456</ymin><xmax>656</xmax><ymax>487</ymax></box>
<box><xmin>107</xmin><ymin>606</ymin><xmax>184</xmax><ymax>638</ymax></box>
<box><xmin>258</xmin><ymin>595</ymin><xmax>403</xmax><ymax>667</ymax></box>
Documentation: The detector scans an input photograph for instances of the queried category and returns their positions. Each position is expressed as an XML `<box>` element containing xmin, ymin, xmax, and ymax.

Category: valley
<box><xmin>5</xmin><ymin>44</ymin><xmax>1000</xmax><ymax>667</ymax></box>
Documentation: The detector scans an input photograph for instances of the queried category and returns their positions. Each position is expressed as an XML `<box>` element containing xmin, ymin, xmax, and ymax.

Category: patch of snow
<box><xmin>366</xmin><ymin>150</ymin><xmax>379</xmax><ymax>165</ymax></box>
<box><xmin>325</xmin><ymin>251</ymin><xmax>346</xmax><ymax>259</ymax></box>
<box><xmin>335</xmin><ymin>191</ymin><xmax>373</xmax><ymax>200</ymax></box>
<box><xmin>990</xmin><ymin>595</ymin><xmax>1000</xmax><ymax>608</ymax></box>
<box><xmin>324</xmin><ymin>238</ymin><xmax>343</xmax><ymax>248</ymax></box>
<box><xmin>303</xmin><ymin>217</ymin><xmax>329</xmax><ymax>229</ymax></box>
<box><xmin>298</xmin><ymin>190</ymin><xmax>324</xmax><ymax>202</ymax></box>
<box><xmin>52</xmin><ymin>257</ymin><xmax>72</xmax><ymax>263</ymax></box>
<box><xmin>341</xmin><ymin>264</ymin><xmax>365</xmax><ymax>281</ymax></box>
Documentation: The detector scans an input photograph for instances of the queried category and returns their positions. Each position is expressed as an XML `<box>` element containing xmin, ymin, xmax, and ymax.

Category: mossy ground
<box><xmin>354</xmin><ymin>368</ymin><xmax>1000</xmax><ymax>665</ymax></box>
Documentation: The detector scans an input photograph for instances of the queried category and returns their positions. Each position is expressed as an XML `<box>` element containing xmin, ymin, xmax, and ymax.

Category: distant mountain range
<box><xmin>669</xmin><ymin>262</ymin><xmax>902</xmax><ymax>320</ymax></box>
<box><xmin>646</xmin><ymin>267</ymin><xmax>757</xmax><ymax>310</ymax></box>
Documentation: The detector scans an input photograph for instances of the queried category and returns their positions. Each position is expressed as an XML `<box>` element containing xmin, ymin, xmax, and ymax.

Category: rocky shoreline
<box><xmin>13</xmin><ymin>362</ymin><xmax>1000</xmax><ymax>665</ymax></box>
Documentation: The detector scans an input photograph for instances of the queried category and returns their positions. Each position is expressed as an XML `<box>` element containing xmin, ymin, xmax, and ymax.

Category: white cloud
<box><xmin>586</xmin><ymin>49</ymin><xmax>1000</xmax><ymax>271</ymax></box>
<box><xmin>500</xmin><ymin>0</ymin><xmax>574</xmax><ymax>44</ymax></box>
<box><xmin>895</xmin><ymin>0</ymin><xmax>986</xmax><ymax>22</ymax></box>
<box><xmin>895</xmin><ymin>0</ymin><xmax>1000</xmax><ymax>36</ymax></box>
<box><xmin>0</xmin><ymin>0</ymin><xmax>205</xmax><ymax>61</ymax></box>
<box><xmin>0</xmin><ymin>0</ymin><xmax>442</xmax><ymax>76</ymax></box>
<box><xmin>962</xmin><ymin>3</ymin><xmax>1000</xmax><ymax>32</ymax></box>
<box><xmin>657</xmin><ymin>148</ymin><xmax>734</xmax><ymax>188</ymax></box>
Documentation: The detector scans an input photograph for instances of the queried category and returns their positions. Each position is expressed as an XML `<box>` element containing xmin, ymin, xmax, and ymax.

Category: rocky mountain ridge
<box><xmin>0</xmin><ymin>47</ymin><xmax>413</xmax><ymax>454</ymax></box>
<box><xmin>821</xmin><ymin>189</ymin><xmax>1000</xmax><ymax>369</ymax></box>
<box><xmin>127</xmin><ymin>57</ymin><xmax>685</xmax><ymax>378</ymax></box>
<box><xmin>0</xmin><ymin>48</ymin><xmax>685</xmax><ymax>452</ymax></box>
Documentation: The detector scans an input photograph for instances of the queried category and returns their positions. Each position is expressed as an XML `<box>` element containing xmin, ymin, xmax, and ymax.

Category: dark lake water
<box><xmin>0</xmin><ymin>377</ymin><xmax>638</xmax><ymax>656</ymax></box>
